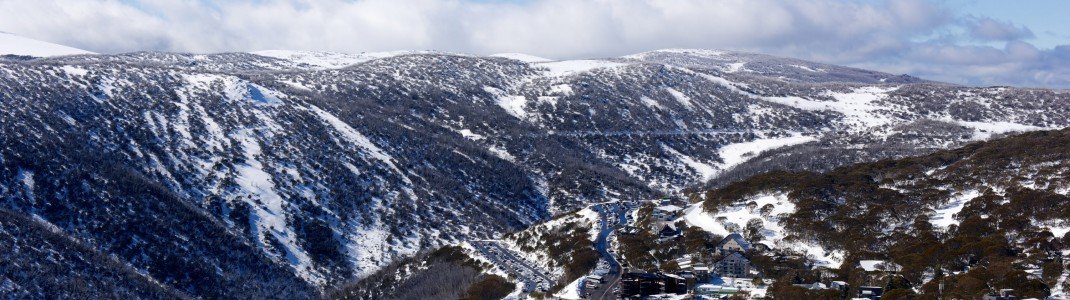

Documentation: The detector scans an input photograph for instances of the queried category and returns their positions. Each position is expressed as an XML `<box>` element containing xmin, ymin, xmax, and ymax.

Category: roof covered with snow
<box><xmin>655</xmin><ymin>205</ymin><xmax>684</xmax><ymax>212</ymax></box>
<box><xmin>717</xmin><ymin>233</ymin><xmax>753</xmax><ymax>251</ymax></box>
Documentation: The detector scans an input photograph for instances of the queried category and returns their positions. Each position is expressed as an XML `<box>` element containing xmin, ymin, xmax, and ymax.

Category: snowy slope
<box><xmin>252</xmin><ymin>50</ymin><xmax>442</xmax><ymax>69</ymax></box>
<box><xmin>684</xmin><ymin>194</ymin><xmax>844</xmax><ymax>267</ymax></box>
<box><xmin>0</xmin><ymin>32</ymin><xmax>94</xmax><ymax>57</ymax></box>
<box><xmin>491</xmin><ymin>53</ymin><xmax>552</xmax><ymax>63</ymax></box>
<box><xmin>3</xmin><ymin>48</ymin><xmax>1070</xmax><ymax>298</ymax></box>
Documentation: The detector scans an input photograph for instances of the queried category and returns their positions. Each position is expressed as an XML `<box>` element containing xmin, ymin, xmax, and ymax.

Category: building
<box><xmin>658</xmin><ymin>222</ymin><xmax>681</xmax><ymax>238</ymax></box>
<box><xmin>793</xmin><ymin>282</ymin><xmax>828</xmax><ymax>290</ymax></box>
<box><xmin>674</xmin><ymin>256</ymin><xmax>693</xmax><ymax>270</ymax></box>
<box><xmin>858</xmin><ymin>260</ymin><xmax>902</xmax><ymax>273</ymax></box>
<box><xmin>620</xmin><ymin>273</ymin><xmax>687</xmax><ymax>299</ymax></box>
<box><xmin>814</xmin><ymin>266</ymin><xmax>838</xmax><ymax>280</ymax></box>
<box><xmin>698</xmin><ymin>276</ymin><xmax>762</xmax><ymax>297</ymax></box>
<box><xmin>715</xmin><ymin>233</ymin><xmax>753</xmax><ymax>255</ymax></box>
<box><xmin>663</xmin><ymin>273</ymin><xmax>688</xmax><ymax>294</ymax></box>
<box><xmin>714</xmin><ymin>252</ymin><xmax>752</xmax><ymax>278</ymax></box>
<box><xmin>652</xmin><ymin>205</ymin><xmax>683</xmax><ymax>221</ymax></box>
<box><xmin>857</xmin><ymin>286</ymin><xmax>884</xmax><ymax>299</ymax></box>
<box><xmin>694</xmin><ymin>284</ymin><xmax>741</xmax><ymax>298</ymax></box>
<box><xmin>692</xmin><ymin>264</ymin><xmax>710</xmax><ymax>282</ymax></box>
<box><xmin>982</xmin><ymin>289</ymin><xmax>1018</xmax><ymax>300</ymax></box>
<box><xmin>830</xmin><ymin>281</ymin><xmax>848</xmax><ymax>293</ymax></box>
<box><xmin>583</xmin><ymin>275</ymin><xmax>603</xmax><ymax>296</ymax></box>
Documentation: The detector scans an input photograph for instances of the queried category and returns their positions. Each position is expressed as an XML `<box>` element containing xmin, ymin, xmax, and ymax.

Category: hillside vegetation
<box><xmin>699</xmin><ymin>127</ymin><xmax>1070</xmax><ymax>298</ymax></box>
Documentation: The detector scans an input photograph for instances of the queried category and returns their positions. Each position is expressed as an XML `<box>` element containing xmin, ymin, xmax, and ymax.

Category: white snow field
<box><xmin>0</xmin><ymin>32</ymin><xmax>95</xmax><ymax>57</ymax></box>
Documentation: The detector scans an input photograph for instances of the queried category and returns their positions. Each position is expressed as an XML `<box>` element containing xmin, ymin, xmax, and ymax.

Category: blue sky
<box><xmin>0</xmin><ymin>0</ymin><xmax>1067</xmax><ymax>88</ymax></box>
<box><xmin>944</xmin><ymin>0</ymin><xmax>1069</xmax><ymax>48</ymax></box>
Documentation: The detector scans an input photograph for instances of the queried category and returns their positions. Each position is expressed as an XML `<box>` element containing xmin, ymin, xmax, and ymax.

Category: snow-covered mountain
<box><xmin>1</xmin><ymin>45</ymin><xmax>1069</xmax><ymax>297</ymax></box>
<box><xmin>0</xmin><ymin>32</ymin><xmax>94</xmax><ymax>57</ymax></box>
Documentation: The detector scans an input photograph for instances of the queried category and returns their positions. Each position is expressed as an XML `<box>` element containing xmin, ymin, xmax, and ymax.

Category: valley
<box><xmin>2</xmin><ymin>45</ymin><xmax>1069</xmax><ymax>298</ymax></box>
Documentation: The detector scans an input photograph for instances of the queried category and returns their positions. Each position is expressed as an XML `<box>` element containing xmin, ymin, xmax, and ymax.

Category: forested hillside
<box><xmin>698</xmin><ymin>128</ymin><xmax>1070</xmax><ymax>298</ymax></box>
<box><xmin>2</xmin><ymin>48</ymin><xmax>1069</xmax><ymax>297</ymax></box>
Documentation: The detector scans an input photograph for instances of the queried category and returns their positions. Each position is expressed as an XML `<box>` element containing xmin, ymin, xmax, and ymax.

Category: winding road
<box><xmin>586</xmin><ymin>202</ymin><xmax>632</xmax><ymax>300</ymax></box>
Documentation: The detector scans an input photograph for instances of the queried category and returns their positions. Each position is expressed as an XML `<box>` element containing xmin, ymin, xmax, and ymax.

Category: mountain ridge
<box><xmin>1</xmin><ymin>45</ymin><xmax>1069</xmax><ymax>297</ymax></box>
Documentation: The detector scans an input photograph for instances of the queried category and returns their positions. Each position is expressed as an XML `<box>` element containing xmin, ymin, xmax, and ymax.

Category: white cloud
<box><xmin>965</xmin><ymin>17</ymin><xmax>1035</xmax><ymax>41</ymax></box>
<box><xmin>0</xmin><ymin>0</ymin><xmax>1066</xmax><ymax>88</ymax></box>
<box><xmin>0</xmin><ymin>0</ymin><xmax>950</xmax><ymax>56</ymax></box>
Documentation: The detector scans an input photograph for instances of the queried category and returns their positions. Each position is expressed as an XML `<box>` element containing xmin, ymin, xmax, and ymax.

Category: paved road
<box><xmin>586</xmin><ymin>202</ymin><xmax>633</xmax><ymax>300</ymax></box>
<box><xmin>470</xmin><ymin>240</ymin><xmax>554</xmax><ymax>293</ymax></box>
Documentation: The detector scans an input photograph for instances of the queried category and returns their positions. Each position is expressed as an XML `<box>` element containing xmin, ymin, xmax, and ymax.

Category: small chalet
<box><xmin>692</xmin><ymin>264</ymin><xmax>710</xmax><ymax>281</ymax></box>
<box><xmin>714</xmin><ymin>233</ymin><xmax>752</xmax><ymax>255</ymax></box>
<box><xmin>653</xmin><ymin>205</ymin><xmax>683</xmax><ymax>221</ymax></box>
<box><xmin>792</xmin><ymin>282</ymin><xmax>827</xmax><ymax>290</ymax></box>
<box><xmin>858</xmin><ymin>260</ymin><xmax>902</xmax><ymax>273</ymax></box>
<box><xmin>658</xmin><ymin>223</ymin><xmax>681</xmax><ymax>238</ymax></box>
<box><xmin>857</xmin><ymin>286</ymin><xmax>884</xmax><ymax>300</ymax></box>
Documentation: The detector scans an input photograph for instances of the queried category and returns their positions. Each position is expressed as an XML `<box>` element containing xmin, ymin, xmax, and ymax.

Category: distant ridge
<box><xmin>0</xmin><ymin>31</ymin><xmax>95</xmax><ymax>57</ymax></box>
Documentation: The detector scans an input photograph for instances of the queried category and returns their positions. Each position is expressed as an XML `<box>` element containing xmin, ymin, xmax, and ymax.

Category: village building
<box><xmin>830</xmin><ymin>280</ymin><xmax>848</xmax><ymax>292</ymax></box>
<box><xmin>693</xmin><ymin>284</ymin><xmax>741</xmax><ymax>298</ymax></box>
<box><xmin>982</xmin><ymin>289</ymin><xmax>1018</xmax><ymax>300</ymax></box>
<box><xmin>857</xmin><ymin>286</ymin><xmax>884</xmax><ymax>299</ymax></box>
<box><xmin>652</xmin><ymin>205</ymin><xmax>683</xmax><ymax>221</ymax></box>
<box><xmin>858</xmin><ymin>260</ymin><xmax>902</xmax><ymax>273</ymax></box>
<box><xmin>692</xmin><ymin>264</ymin><xmax>710</xmax><ymax>281</ymax></box>
<box><xmin>792</xmin><ymin>282</ymin><xmax>827</xmax><ymax>290</ymax></box>
<box><xmin>620</xmin><ymin>272</ymin><xmax>688</xmax><ymax>299</ymax></box>
<box><xmin>715</xmin><ymin>233</ymin><xmax>752</xmax><ymax>255</ymax></box>
<box><xmin>714</xmin><ymin>252</ymin><xmax>752</xmax><ymax>278</ymax></box>
<box><xmin>674</xmin><ymin>256</ymin><xmax>693</xmax><ymax>270</ymax></box>
<box><xmin>657</xmin><ymin>222</ymin><xmax>681</xmax><ymax>238</ymax></box>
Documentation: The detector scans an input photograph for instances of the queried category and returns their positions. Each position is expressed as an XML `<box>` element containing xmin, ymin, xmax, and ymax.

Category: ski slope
<box><xmin>0</xmin><ymin>32</ymin><xmax>94</xmax><ymax>57</ymax></box>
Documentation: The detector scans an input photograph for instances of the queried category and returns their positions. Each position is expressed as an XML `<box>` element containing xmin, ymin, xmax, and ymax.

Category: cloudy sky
<box><xmin>1</xmin><ymin>0</ymin><xmax>1067</xmax><ymax>88</ymax></box>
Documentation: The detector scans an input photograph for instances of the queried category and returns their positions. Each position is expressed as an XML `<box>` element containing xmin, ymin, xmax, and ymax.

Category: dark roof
<box><xmin>623</xmin><ymin>272</ymin><xmax>669</xmax><ymax>280</ymax></box>
<box><xmin>659</xmin><ymin>224</ymin><xmax>680</xmax><ymax>236</ymax></box>
<box><xmin>716</xmin><ymin>233</ymin><xmax>753</xmax><ymax>251</ymax></box>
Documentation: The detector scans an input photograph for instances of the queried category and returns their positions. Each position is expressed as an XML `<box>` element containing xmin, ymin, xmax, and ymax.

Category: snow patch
<box><xmin>554</xmin><ymin>276</ymin><xmax>586</xmax><ymax>300</ymax></box>
<box><xmin>307</xmin><ymin>106</ymin><xmax>405</xmax><ymax>177</ymax></box>
<box><xmin>535</xmin><ymin>60</ymin><xmax>629</xmax><ymax>77</ymax></box>
<box><xmin>253</xmin><ymin>50</ymin><xmax>433</xmax><ymax>69</ymax></box>
<box><xmin>949</xmin><ymin>120</ymin><xmax>1047</xmax><ymax>140</ymax></box>
<box><xmin>457</xmin><ymin>129</ymin><xmax>484</xmax><ymax>140</ymax></box>
<box><xmin>723</xmin><ymin>62</ymin><xmax>746</xmax><ymax>73</ymax></box>
<box><xmin>16</xmin><ymin>169</ymin><xmax>34</xmax><ymax>197</ymax></box>
<box><xmin>790</xmin><ymin>64</ymin><xmax>824</xmax><ymax>72</ymax></box>
<box><xmin>639</xmin><ymin>96</ymin><xmax>663</xmax><ymax>109</ymax></box>
<box><xmin>622</xmin><ymin>49</ymin><xmax>726</xmax><ymax>59</ymax></box>
<box><xmin>930</xmin><ymin>190</ymin><xmax>980</xmax><ymax>229</ymax></box>
<box><xmin>684</xmin><ymin>194</ymin><xmax>843</xmax><ymax>267</ymax></box>
<box><xmin>548</xmin><ymin>84</ymin><xmax>574</xmax><ymax>96</ymax></box>
<box><xmin>763</xmin><ymin>86</ymin><xmax>898</xmax><ymax>130</ymax></box>
<box><xmin>665</xmin><ymin>87</ymin><xmax>693</xmax><ymax>109</ymax></box>
<box><xmin>231</xmin><ymin>129</ymin><xmax>321</xmax><ymax>283</ymax></box>
<box><xmin>484</xmin><ymin>86</ymin><xmax>529</xmax><ymax>119</ymax></box>
<box><xmin>488</xmin><ymin>145</ymin><xmax>516</xmax><ymax>162</ymax></box>
<box><xmin>715</xmin><ymin>134</ymin><xmax>816</xmax><ymax>175</ymax></box>
<box><xmin>61</xmin><ymin>65</ymin><xmax>88</xmax><ymax>76</ymax></box>
<box><xmin>663</xmin><ymin>146</ymin><xmax>717</xmax><ymax>182</ymax></box>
